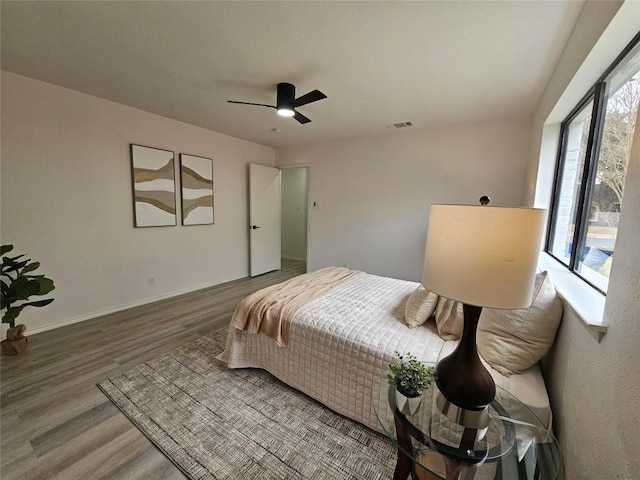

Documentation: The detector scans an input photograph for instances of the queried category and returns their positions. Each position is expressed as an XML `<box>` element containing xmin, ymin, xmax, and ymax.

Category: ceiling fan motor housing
<box><xmin>277</xmin><ymin>82</ymin><xmax>296</xmax><ymax>110</ymax></box>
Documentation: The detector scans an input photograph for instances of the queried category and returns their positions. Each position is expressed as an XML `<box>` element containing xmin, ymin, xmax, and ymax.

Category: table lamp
<box><xmin>422</xmin><ymin>198</ymin><xmax>545</xmax><ymax>428</ymax></box>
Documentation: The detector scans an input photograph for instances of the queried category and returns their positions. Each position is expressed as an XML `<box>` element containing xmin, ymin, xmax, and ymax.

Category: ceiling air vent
<box><xmin>392</xmin><ymin>122</ymin><xmax>413</xmax><ymax>128</ymax></box>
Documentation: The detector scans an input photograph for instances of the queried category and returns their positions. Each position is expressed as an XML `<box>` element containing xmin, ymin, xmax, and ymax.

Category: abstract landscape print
<box><xmin>131</xmin><ymin>144</ymin><xmax>177</xmax><ymax>227</ymax></box>
<box><xmin>180</xmin><ymin>154</ymin><xmax>214</xmax><ymax>225</ymax></box>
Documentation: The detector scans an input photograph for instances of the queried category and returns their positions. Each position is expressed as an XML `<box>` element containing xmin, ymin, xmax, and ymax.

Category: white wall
<box><xmin>1</xmin><ymin>71</ymin><xmax>275</xmax><ymax>334</ymax></box>
<box><xmin>281</xmin><ymin>167</ymin><xmax>308</xmax><ymax>261</ymax></box>
<box><xmin>277</xmin><ymin>118</ymin><xmax>532</xmax><ymax>281</ymax></box>
<box><xmin>526</xmin><ymin>1</ymin><xmax>640</xmax><ymax>478</ymax></box>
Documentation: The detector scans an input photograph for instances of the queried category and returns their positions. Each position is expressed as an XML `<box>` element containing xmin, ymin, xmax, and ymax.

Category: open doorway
<box><xmin>280</xmin><ymin>166</ymin><xmax>309</xmax><ymax>273</ymax></box>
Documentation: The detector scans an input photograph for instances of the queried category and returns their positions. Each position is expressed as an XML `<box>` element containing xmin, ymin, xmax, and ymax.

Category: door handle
<box><xmin>251</xmin><ymin>225</ymin><xmax>261</xmax><ymax>229</ymax></box>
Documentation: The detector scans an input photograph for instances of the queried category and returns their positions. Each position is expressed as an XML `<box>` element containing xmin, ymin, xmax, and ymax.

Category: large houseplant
<box><xmin>1</xmin><ymin>244</ymin><xmax>55</xmax><ymax>355</ymax></box>
<box><xmin>387</xmin><ymin>351</ymin><xmax>435</xmax><ymax>415</ymax></box>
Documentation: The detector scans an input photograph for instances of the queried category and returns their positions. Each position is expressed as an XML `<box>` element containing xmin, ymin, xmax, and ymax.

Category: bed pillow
<box><xmin>477</xmin><ymin>271</ymin><xmax>563</xmax><ymax>376</ymax></box>
<box><xmin>404</xmin><ymin>285</ymin><xmax>439</xmax><ymax>328</ymax></box>
<box><xmin>434</xmin><ymin>297</ymin><xmax>464</xmax><ymax>340</ymax></box>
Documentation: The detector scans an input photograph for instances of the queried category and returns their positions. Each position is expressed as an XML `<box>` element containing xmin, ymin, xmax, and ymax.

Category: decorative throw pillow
<box><xmin>434</xmin><ymin>297</ymin><xmax>464</xmax><ymax>340</ymax></box>
<box><xmin>404</xmin><ymin>285</ymin><xmax>439</xmax><ymax>328</ymax></box>
<box><xmin>477</xmin><ymin>271</ymin><xmax>563</xmax><ymax>376</ymax></box>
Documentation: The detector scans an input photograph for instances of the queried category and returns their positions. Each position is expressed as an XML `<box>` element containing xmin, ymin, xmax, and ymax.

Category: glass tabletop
<box><xmin>372</xmin><ymin>364</ymin><xmax>563</xmax><ymax>480</ymax></box>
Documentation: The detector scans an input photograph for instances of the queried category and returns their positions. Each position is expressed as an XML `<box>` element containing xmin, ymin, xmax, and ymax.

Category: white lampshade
<box><xmin>422</xmin><ymin>204</ymin><xmax>546</xmax><ymax>309</ymax></box>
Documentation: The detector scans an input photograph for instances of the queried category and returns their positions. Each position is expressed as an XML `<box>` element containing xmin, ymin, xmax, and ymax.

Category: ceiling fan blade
<box><xmin>227</xmin><ymin>100</ymin><xmax>276</xmax><ymax>109</ymax></box>
<box><xmin>293</xmin><ymin>111</ymin><xmax>312</xmax><ymax>124</ymax></box>
<box><xmin>292</xmin><ymin>89</ymin><xmax>327</xmax><ymax>108</ymax></box>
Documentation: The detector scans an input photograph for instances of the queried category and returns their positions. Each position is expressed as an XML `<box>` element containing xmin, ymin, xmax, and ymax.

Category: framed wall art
<box><xmin>130</xmin><ymin>144</ymin><xmax>177</xmax><ymax>227</ymax></box>
<box><xmin>180</xmin><ymin>153</ymin><xmax>214</xmax><ymax>226</ymax></box>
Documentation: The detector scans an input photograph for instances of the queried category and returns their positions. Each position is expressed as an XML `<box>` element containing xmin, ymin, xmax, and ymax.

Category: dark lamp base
<box><xmin>435</xmin><ymin>303</ymin><xmax>496</xmax><ymax>426</ymax></box>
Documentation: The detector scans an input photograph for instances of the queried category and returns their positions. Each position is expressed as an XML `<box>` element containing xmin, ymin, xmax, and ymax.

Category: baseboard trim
<box><xmin>282</xmin><ymin>255</ymin><xmax>306</xmax><ymax>262</ymax></box>
<box><xmin>24</xmin><ymin>274</ymin><xmax>247</xmax><ymax>336</ymax></box>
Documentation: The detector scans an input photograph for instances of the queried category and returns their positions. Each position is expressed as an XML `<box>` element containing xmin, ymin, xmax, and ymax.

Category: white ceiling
<box><xmin>1</xmin><ymin>1</ymin><xmax>585</xmax><ymax>149</ymax></box>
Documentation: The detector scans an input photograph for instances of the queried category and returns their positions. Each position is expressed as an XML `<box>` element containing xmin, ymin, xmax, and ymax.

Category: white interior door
<box><xmin>249</xmin><ymin>164</ymin><xmax>281</xmax><ymax>276</ymax></box>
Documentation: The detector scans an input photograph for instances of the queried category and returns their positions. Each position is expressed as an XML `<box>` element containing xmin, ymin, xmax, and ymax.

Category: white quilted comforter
<box><xmin>218</xmin><ymin>272</ymin><xmax>552</xmax><ymax>436</ymax></box>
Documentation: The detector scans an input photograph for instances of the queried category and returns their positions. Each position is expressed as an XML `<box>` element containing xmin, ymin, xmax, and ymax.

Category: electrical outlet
<box><xmin>148</xmin><ymin>276</ymin><xmax>155</xmax><ymax>285</ymax></box>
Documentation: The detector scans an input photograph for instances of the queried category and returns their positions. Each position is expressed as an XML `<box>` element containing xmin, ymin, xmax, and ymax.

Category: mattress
<box><xmin>218</xmin><ymin>272</ymin><xmax>552</xmax><ymax>436</ymax></box>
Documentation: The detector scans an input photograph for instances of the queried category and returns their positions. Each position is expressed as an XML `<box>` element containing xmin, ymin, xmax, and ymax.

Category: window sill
<box><xmin>538</xmin><ymin>253</ymin><xmax>607</xmax><ymax>342</ymax></box>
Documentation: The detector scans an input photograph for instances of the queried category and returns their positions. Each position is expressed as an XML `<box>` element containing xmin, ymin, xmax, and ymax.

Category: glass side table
<box><xmin>372</xmin><ymin>366</ymin><xmax>563</xmax><ymax>480</ymax></box>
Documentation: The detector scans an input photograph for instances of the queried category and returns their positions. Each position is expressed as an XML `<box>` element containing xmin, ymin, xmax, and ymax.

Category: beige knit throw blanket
<box><xmin>231</xmin><ymin>266</ymin><xmax>362</xmax><ymax>346</ymax></box>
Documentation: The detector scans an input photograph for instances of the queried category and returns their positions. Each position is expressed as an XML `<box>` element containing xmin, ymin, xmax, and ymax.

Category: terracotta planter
<box><xmin>1</xmin><ymin>324</ymin><xmax>28</xmax><ymax>355</ymax></box>
<box><xmin>395</xmin><ymin>389</ymin><xmax>422</xmax><ymax>415</ymax></box>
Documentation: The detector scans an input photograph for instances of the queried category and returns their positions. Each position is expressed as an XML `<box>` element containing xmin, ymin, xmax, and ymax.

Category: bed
<box><xmin>218</xmin><ymin>267</ymin><xmax>557</xmax><ymax>437</ymax></box>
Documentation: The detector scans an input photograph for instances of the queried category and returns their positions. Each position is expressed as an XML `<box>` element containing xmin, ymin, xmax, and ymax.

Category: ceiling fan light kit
<box><xmin>277</xmin><ymin>108</ymin><xmax>295</xmax><ymax>117</ymax></box>
<box><xmin>228</xmin><ymin>82</ymin><xmax>326</xmax><ymax>124</ymax></box>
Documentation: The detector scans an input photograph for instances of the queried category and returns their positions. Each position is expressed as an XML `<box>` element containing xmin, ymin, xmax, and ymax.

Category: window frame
<box><xmin>545</xmin><ymin>31</ymin><xmax>640</xmax><ymax>294</ymax></box>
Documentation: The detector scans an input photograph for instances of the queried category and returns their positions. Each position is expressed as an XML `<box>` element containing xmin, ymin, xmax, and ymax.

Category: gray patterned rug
<box><xmin>98</xmin><ymin>329</ymin><xmax>397</xmax><ymax>480</ymax></box>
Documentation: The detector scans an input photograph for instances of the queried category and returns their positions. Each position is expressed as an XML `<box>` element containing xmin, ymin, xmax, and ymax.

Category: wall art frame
<box><xmin>130</xmin><ymin>144</ymin><xmax>177</xmax><ymax>227</ymax></box>
<box><xmin>179</xmin><ymin>153</ymin><xmax>214</xmax><ymax>226</ymax></box>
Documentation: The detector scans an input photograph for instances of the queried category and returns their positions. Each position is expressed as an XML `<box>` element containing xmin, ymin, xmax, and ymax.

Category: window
<box><xmin>547</xmin><ymin>33</ymin><xmax>640</xmax><ymax>293</ymax></box>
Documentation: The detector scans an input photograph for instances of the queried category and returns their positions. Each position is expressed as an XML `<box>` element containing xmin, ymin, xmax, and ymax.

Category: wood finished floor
<box><xmin>0</xmin><ymin>259</ymin><xmax>306</xmax><ymax>480</ymax></box>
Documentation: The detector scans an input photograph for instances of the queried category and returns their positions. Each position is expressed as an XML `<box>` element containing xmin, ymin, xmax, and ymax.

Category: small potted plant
<box><xmin>387</xmin><ymin>351</ymin><xmax>435</xmax><ymax>415</ymax></box>
<box><xmin>1</xmin><ymin>245</ymin><xmax>55</xmax><ymax>355</ymax></box>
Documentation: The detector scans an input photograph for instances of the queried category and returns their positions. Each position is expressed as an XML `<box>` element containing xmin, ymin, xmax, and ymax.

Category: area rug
<box><xmin>97</xmin><ymin>329</ymin><xmax>397</xmax><ymax>480</ymax></box>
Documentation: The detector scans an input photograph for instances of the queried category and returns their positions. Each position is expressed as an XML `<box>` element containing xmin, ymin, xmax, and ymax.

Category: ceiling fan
<box><xmin>227</xmin><ymin>82</ymin><xmax>327</xmax><ymax>124</ymax></box>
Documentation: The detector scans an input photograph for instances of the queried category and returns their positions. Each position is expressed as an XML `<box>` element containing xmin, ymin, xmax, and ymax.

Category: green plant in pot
<box><xmin>387</xmin><ymin>351</ymin><xmax>435</xmax><ymax>415</ymax></box>
<box><xmin>1</xmin><ymin>245</ymin><xmax>55</xmax><ymax>355</ymax></box>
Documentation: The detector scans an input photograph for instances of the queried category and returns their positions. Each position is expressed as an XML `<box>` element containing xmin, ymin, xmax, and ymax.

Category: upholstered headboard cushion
<box><xmin>477</xmin><ymin>271</ymin><xmax>563</xmax><ymax>376</ymax></box>
<box><xmin>404</xmin><ymin>284</ymin><xmax>439</xmax><ymax>328</ymax></box>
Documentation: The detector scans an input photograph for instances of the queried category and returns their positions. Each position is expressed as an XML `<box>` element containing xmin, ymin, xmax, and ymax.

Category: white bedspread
<box><xmin>218</xmin><ymin>272</ymin><xmax>552</xmax><ymax>436</ymax></box>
